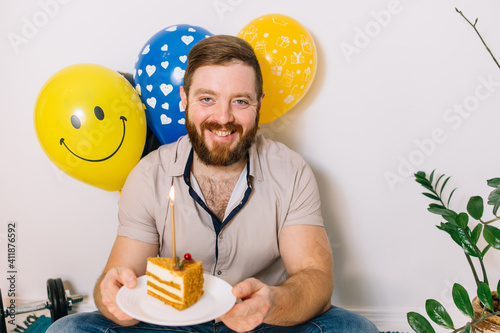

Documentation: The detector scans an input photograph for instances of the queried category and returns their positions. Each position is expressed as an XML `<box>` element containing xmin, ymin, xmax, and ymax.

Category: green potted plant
<box><xmin>407</xmin><ymin>170</ymin><xmax>500</xmax><ymax>333</ymax></box>
<box><xmin>407</xmin><ymin>8</ymin><xmax>500</xmax><ymax>333</ymax></box>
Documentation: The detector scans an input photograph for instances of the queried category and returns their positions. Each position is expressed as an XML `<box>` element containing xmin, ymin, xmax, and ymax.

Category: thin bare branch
<box><xmin>456</xmin><ymin>8</ymin><xmax>500</xmax><ymax>70</ymax></box>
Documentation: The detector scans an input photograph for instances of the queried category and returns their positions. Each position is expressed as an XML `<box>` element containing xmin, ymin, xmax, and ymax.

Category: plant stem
<box><xmin>483</xmin><ymin>216</ymin><xmax>500</xmax><ymax>225</ymax></box>
<box><xmin>461</xmin><ymin>225</ymin><xmax>489</xmax><ymax>286</ymax></box>
<box><xmin>478</xmin><ymin>254</ymin><xmax>489</xmax><ymax>286</ymax></box>
<box><xmin>456</xmin><ymin>8</ymin><xmax>500</xmax><ymax>70</ymax></box>
<box><xmin>469</xmin><ymin>238</ymin><xmax>489</xmax><ymax>286</ymax></box>
<box><xmin>464</xmin><ymin>252</ymin><xmax>481</xmax><ymax>286</ymax></box>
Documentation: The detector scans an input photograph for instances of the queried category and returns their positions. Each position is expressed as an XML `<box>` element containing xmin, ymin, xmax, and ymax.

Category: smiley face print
<box><xmin>60</xmin><ymin>106</ymin><xmax>127</xmax><ymax>162</ymax></box>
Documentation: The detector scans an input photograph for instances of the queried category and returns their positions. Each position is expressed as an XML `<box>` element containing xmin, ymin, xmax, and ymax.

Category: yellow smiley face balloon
<box><xmin>238</xmin><ymin>14</ymin><xmax>317</xmax><ymax>124</ymax></box>
<box><xmin>34</xmin><ymin>64</ymin><xmax>147</xmax><ymax>191</ymax></box>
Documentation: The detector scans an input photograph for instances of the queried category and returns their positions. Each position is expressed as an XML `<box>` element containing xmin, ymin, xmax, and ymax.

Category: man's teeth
<box><xmin>213</xmin><ymin>130</ymin><xmax>232</xmax><ymax>137</ymax></box>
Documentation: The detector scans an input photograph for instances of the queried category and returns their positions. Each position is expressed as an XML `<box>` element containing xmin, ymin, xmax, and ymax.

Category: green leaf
<box><xmin>429</xmin><ymin>170</ymin><xmax>435</xmax><ymax>184</ymax></box>
<box><xmin>483</xmin><ymin>225</ymin><xmax>500</xmax><ymax>249</ymax></box>
<box><xmin>428</xmin><ymin>204</ymin><xmax>458</xmax><ymax>223</ymax></box>
<box><xmin>452</xmin><ymin>283</ymin><xmax>474</xmax><ymax>319</ymax></box>
<box><xmin>487</xmin><ymin>188</ymin><xmax>500</xmax><ymax>215</ymax></box>
<box><xmin>467</xmin><ymin>196</ymin><xmax>484</xmax><ymax>220</ymax></box>
<box><xmin>471</xmin><ymin>224</ymin><xmax>483</xmax><ymax>244</ymax></box>
<box><xmin>443</xmin><ymin>215</ymin><xmax>458</xmax><ymax>224</ymax></box>
<box><xmin>455</xmin><ymin>213</ymin><xmax>469</xmax><ymax>229</ymax></box>
<box><xmin>477</xmin><ymin>283</ymin><xmax>494</xmax><ymax>312</ymax></box>
<box><xmin>435</xmin><ymin>174</ymin><xmax>446</xmax><ymax>191</ymax></box>
<box><xmin>447</xmin><ymin>188</ymin><xmax>458</xmax><ymax>208</ymax></box>
<box><xmin>437</xmin><ymin>223</ymin><xmax>478</xmax><ymax>257</ymax></box>
<box><xmin>487</xmin><ymin>177</ymin><xmax>500</xmax><ymax>188</ymax></box>
<box><xmin>426</xmin><ymin>299</ymin><xmax>454</xmax><ymax>329</ymax></box>
<box><xmin>461</xmin><ymin>322</ymin><xmax>471</xmax><ymax>333</ymax></box>
<box><xmin>416</xmin><ymin>178</ymin><xmax>434</xmax><ymax>192</ymax></box>
<box><xmin>437</xmin><ymin>221</ymin><xmax>458</xmax><ymax>235</ymax></box>
<box><xmin>440</xmin><ymin>176</ymin><xmax>451</xmax><ymax>197</ymax></box>
<box><xmin>487</xmin><ymin>190</ymin><xmax>500</xmax><ymax>204</ymax></box>
<box><xmin>423</xmin><ymin>192</ymin><xmax>441</xmax><ymax>201</ymax></box>
<box><xmin>481</xmin><ymin>244</ymin><xmax>491</xmax><ymax>257</ymax></box>
<box><xmin>457</xmin><ymin>229</ymin><xmax>480</xmax><ymax>257</ymax></box>
<box><xmin>494</xmin><ymin>203</ymin><xmax>500</xmax><ymax>216</ymax></box>
<box><xmin>415</xmin><ymin>171</ymin><xmax>427</xmax><ymax>179</ymax></box>
<box><xmin>415</xmin><ymin>172</ymin><xmax>430</xmax><ymax>184</ymax></box>
<box><xmin>407</xmin><ymin>312</ymin><xmax>436</xmax><ymax>333</ymax></box>
<box><xmin>497</xmin><ymin>279</ymin><xmax>500</xmax><ymax>297</ymax></box>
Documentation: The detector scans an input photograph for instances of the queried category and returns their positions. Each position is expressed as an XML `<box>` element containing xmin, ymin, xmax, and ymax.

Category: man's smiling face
<box><xmin>181</xmin><ymin>62</ymin><xmax>262</xmax><ymax>167</ymax></box>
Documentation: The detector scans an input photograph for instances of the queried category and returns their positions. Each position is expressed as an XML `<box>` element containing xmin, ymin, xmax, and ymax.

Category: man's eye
<box><xmin>197</xmin><ymin>97</ymin><xmax>214</xmax><ymax>106</ymax></box>
<box><xmin>200</xmin><ymin>97</ymin><xmax>212</xmax><ymax>104</ymax></box>
<box><xmin>233</xmin><ymin>100</ymin><xmax>250</xmax><ymax>108</ymax></box>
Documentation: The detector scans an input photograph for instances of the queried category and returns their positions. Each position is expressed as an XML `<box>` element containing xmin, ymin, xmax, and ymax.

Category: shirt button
<box><xmin>217</xmin><ymin>270</ymin><xmax>222</xmax><ymax>275</ymax></box>
<box><xmin>219</xmin><ymin>233</ymin><xmax>223</xmax><ymax>239</ymax></box>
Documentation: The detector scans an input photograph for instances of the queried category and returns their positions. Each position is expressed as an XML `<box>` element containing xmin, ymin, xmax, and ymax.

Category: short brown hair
<box><xmin>183</xmin><ymin>35</ymin><xmax>263</xmax><ymax>100</ymax></box>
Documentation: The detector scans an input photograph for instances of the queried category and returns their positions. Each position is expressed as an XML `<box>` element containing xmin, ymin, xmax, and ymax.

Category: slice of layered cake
<box><xmin>146</xmin><ymin>255</ymin><xmax>204</xmax><ymax>310</ymax></box>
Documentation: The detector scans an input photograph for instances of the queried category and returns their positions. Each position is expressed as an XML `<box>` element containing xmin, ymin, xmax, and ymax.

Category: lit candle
<box><xmin>169</xmin><ymin>185</ymin><xmax>176</xmax><ymax>261</ymax></box>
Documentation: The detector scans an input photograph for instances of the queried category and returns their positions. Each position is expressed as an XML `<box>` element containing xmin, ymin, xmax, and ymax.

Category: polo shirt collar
<box><xmin>168</xmin><ymin>135</ymin><xmax>192</xmax><ymax>177</ymax></box>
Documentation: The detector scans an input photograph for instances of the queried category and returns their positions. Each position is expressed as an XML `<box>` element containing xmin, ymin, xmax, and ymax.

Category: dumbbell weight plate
<box><xmin>47</xmin><ymin>278</ymin><xmax>67</xmax><ymax>322</ymax></box>
<box><xmin>54</xmin><ymin>278</ymin><xmax>68</xmax><ymax>319</ymax></box>
<box><xmin>47</xmin><ymin>279</ymin><xmax>58</xmax><ymax>321</ymax></box>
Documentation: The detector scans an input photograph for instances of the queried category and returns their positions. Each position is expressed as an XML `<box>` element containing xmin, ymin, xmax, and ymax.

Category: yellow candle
<box><xmin>169</xmin><ymin>185</ymin><xmax>176</xmax><ymax>260</ymax></box>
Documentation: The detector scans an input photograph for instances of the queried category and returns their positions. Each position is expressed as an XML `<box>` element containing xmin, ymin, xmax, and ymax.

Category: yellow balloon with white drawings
<box><xmin>238</xmin><ymin>14</ymin><xmax>317</xmax><ymax>124</ymax></box>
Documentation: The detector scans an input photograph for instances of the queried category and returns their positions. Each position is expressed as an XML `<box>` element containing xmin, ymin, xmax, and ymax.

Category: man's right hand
<box><xmin>96</xmin><ymin>266</ymin><xmax>140</xmax><ymax>326</ymax></box>
<box><xmin>93</xmin><ymin>236</ymin><xmax>159</xmax><ymax>326</ymax></box>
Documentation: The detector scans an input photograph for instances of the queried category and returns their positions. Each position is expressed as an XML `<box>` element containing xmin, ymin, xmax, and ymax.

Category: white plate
<box><xmin>116</xmin><ymin>274</ymin><xmax>236</xmax><ymax>326</ymax></box>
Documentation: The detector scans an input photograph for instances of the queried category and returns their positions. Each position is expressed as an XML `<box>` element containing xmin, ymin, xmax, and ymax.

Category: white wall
<box><xmin>1</xmin><ymin>0</ymin><xmax>500</xmax><ymax>331</ymax></box>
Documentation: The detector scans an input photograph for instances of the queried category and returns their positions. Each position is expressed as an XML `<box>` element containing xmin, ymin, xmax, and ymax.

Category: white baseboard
<box><xmin>347</xmin><ymin>307</ymin><xmax>412</xmax><ymax>332</ymax></box>
<box><xmin>350</xmin><ymin>307</ymin><xmax>464</xmax><ymax>333</ymax></box>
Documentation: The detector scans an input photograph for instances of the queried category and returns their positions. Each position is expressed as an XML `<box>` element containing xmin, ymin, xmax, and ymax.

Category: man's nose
<box><xmin>212</xmin><ymin>101</ymin><xmax>234</xmax><ymax>124</ymax></box>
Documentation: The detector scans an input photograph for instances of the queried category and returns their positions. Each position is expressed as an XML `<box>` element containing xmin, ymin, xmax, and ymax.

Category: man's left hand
<box><xmin>219</xmin><ymin>277</ymin><xmax>274</xmax><ymax>332</ymax></box>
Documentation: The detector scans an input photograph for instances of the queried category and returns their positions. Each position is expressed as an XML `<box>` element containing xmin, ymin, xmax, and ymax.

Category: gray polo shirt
<box><xmin>117</xmin><ymin>133</ymin><xmax>324</xmax><ymax>287</ymax></box>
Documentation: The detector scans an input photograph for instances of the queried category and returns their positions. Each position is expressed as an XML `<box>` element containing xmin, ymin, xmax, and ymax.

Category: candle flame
<box><xmin>169</xmin><ymin>185</ymin><xmax>175</xmax><ymax>202</ymax></box>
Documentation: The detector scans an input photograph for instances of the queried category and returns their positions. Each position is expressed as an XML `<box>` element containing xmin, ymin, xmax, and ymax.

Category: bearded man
<box><xmin>46</xmin><ymin>35</ymin><xmax>379</xmax><ymax>333</ymax></box>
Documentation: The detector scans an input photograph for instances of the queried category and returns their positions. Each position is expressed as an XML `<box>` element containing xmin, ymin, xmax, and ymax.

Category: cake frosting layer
<box><xmin>147</xmin><ymin>282</ymin><xmax>182</xmax><ymax>304</ymax></box>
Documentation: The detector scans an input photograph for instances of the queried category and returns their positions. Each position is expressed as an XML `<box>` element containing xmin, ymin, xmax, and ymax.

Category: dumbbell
<box><xmin>0</xmin><ymin>278</ymin><xmax>84</xmax><ymax>332</ymax></box>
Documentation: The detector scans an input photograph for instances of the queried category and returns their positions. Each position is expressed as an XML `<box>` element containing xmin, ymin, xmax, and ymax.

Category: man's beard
<box><xmin>185</xmin><ymin>106</ymin><xmax>258</xmax><ymax>167</ymax></box>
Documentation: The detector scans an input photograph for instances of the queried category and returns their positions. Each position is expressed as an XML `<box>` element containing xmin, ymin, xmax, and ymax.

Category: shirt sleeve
<box><xmin>283</xmin><ymin>158</ymin><xmax>324</xmax><ymax>228</ymax></box>
<box><xmin>117</xmin><ymin>157</ymin><xmax>160</xmax><ymax>245</ymax></box>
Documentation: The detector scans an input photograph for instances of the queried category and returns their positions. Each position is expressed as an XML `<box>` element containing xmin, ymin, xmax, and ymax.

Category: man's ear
<box><xmin>257</xmin><ymin>92</ymin><xmax>265</xmax><ymax>112</ymax></box>
<box><xmin>180</xmin><ymin>86</ymin><xmax>187</xmax><ymax>110</ymax></box>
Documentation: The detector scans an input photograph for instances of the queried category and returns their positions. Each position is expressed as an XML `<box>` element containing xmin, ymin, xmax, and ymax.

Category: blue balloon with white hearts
<box><xmin>134</xmin><ymin>24</ymin><xmax>213</xmax><ymax>145</ymax></box>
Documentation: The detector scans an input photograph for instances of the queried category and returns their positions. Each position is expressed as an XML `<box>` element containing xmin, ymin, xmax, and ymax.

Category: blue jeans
<box><xmin>45</xmin><ymin>306</ymin><xmax>379</xmax><ymax>332</ymax></box>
